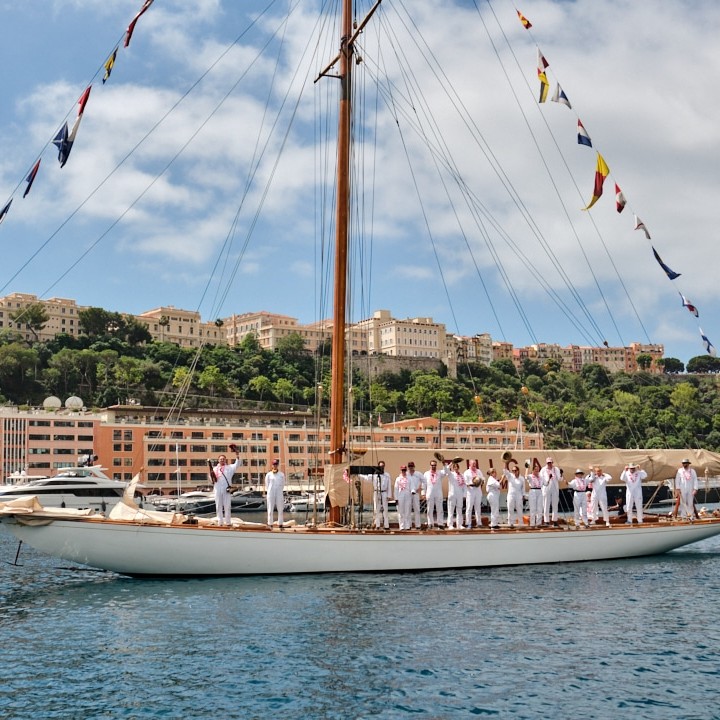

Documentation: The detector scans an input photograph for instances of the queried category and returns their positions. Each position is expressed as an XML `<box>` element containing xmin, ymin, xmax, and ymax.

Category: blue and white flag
<box><xmin>652</xmin><ymin>247</ymin><xmax>680</xmax><ymax>280</ymax></box>
<box><xmin>551</xmin><ymin>83</ymin><xmax>571</xmax><ymax>108</ymax></box>
<box><xmin>700</xmin><ymin>328</ymin><xmax>716</xmax><ymax>357</ymax></box>
<box><xmin>577</xmin><ymin>119</ymin><xmax>592</xmax><ymax>147</ymax></box>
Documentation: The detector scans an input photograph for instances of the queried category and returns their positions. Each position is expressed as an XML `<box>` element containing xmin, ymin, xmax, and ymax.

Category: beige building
<box><xmin>138</xmin><ymin>306</ymin><xmax>226</xmax><ymax>348</ymax></box>
<box><xmin>0</xmin><ymin>292</ymin><xmax>83</xmax><ymax>343</ymax></box>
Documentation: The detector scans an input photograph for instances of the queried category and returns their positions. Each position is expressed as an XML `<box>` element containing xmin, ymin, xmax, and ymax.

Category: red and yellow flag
<box><xmin>517</xmin><ymin>10</ymin><xmax>532</xmax><ymax>29</ymax></box>
<box><xmin>583</xmin><ymin>153</ymin><xmax>610</xmax><ymax>210</ymax></box>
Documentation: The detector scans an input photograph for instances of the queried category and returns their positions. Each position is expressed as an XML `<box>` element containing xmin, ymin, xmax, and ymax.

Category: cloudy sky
<box><xmin>1</xmin><ymin>0</ymin><xmax>718</xmax><ymax>363</ymax></box>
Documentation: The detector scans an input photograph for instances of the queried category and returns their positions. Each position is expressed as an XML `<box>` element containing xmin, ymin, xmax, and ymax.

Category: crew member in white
<box><xmin>525</xmin><ymin>463</ymin><xmax>543</xmax><ymax>527</ymax></box>
<box><xmin>674</xmin><ymin>459</ymin><xmax>698</xmax><ymax>519</ymax></box>
<box><xmin>540</xmin><ymin>457</ymin><xmax>560</xmax><ymax>526</ymax></box>
<box><xmin>568</xmin><ymin>469</ymin><xmax>589</xmax><ymax>528</ymax></box>
<box><xmin>361</xmin><ymin>461</ymin><xmax>391</xmax><ymax>529</ymax></box>
<box><xmin>407</xmin><ymin>461</ymin><xmax>424</xmax><ymax>529</ymax></box>
<box><xmin>620</xmin><ymin>462</ymin><xmax>647</xmax><ymax>524</ymax></box>
<box><xmin>394</xmin><ymin>465</ymin><xmax>412</xmax><ymax>530</ymax></box>
<box><xmin>485</xmin><ymin>468</ymin><xmax>501</xmax><ymax>529</ymax></box>
<box><xmin>587</xmin><ymin>465</ymin><xmax>611</xmax><ymax>527</ymax></box>
<box><xmin>213</xmin><ymin>448</ymin><xmax>240</xmax><ymax>526</ymax></box>
<box><xmin>503</xmin><ymin>465</ymin><xmax>525</xmax><ymax>527</ymax></box>
<box><xmin>424</xmin><ymin>459</ymin><xmax>444</xmax><ymax>529</ymax></box>
<box><xmin>445</xmin><ymin>460</ymin><xmax>465</xmax><ymax>530</ymax></box>
<box><xmin>464</xmin><ymin>459</ymin><xmax>484</xmax><ymax>529</ymax></box>
<box><xmin>265</xmin><ymin>459</ymin><xmax>286</xmax><ymax>527</ymax></box>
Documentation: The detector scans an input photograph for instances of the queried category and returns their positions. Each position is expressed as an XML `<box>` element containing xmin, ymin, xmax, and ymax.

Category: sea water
<box><xmin>1</xmin><ymin>527</ymin><xmax>719</xmax><ymax>720</ymax></box>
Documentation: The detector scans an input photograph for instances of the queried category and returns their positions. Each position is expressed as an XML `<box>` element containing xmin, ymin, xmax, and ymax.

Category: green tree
<box><xmin>9</xmin><ymin>303</ymin><xmax>49</xmax><ymax>344</ymax></box>
<box><xmin>249</xmin><ymin>375</ymin><xmax>273</xmax><ymax>400</ymax></box>
<box><xmin>274</xmin><ymin>377</ymin><xmax>295</xmax><ymax>404</ymax></box>
<box><xmin>198</xmin><ymin>365</ymin><xmax>227</xmax><ymax>396</ymax></box>
<box><xmin>636</xmin><ymin>353</ymin><xmax>653</xmax><ymax>370</ymax></box>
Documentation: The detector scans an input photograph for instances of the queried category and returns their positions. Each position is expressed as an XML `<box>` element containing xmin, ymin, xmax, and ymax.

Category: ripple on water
<box><xmin>2</xmin><ymin>532</ymin><xmax>720</xmax><ymax>718</ymax></box>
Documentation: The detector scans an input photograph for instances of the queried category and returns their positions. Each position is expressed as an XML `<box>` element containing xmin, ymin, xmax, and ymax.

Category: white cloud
<box><xmin>1</xmin><ymin>0</ymin><xmax>718</xmax><ymax>361</ymax></box>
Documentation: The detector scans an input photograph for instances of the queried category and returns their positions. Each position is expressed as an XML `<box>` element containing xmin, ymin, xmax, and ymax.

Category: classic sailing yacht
<box><xmin>2</xmin><ymin>0</ymin><xmax>720</xmax><ymax>576</ymax></box>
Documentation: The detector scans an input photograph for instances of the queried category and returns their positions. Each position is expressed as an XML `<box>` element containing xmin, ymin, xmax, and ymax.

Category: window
<box><xmin>78</xmin><ymin>435</ymin><xmax>93</xmax><ymax>442</ymax></box>
<box><xmin>192</xmin><ymin>432</ymin><xmax>204</xmax><ymax>439</ymax></box>
<box><xmin>54</xmin><ymin>434</ymin><xmax>75</xmax><ymax>441</ymax></box>
<box><xmin>29</xmin><ymin>434</ymin><xmax>50</xmax><ymax>441</ymax></box>
<box><xmin>124</xmin><ymin>443</ymin><xmax>134</xmax><ymax>452</ymax></box>
<box><xmin>123</xmin><ymin>431</ymin><xmax>133</xmax><ymax>441</ymax></box>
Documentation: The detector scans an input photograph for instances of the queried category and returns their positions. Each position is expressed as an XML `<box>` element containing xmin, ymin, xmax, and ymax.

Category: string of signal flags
<box><xmin>517</xmin><ymin>7</ymin><xmax>715</xmax><ymax>358</ymax></box>
<box><xmin>0</xmin><ymin>1</ymin><xmax>154</xmax><ymax>225</ymax></box>
<box><xmin>0</xmin><ymin>1</ymin><xmax>713</xmax><ymax>359</ymax></box>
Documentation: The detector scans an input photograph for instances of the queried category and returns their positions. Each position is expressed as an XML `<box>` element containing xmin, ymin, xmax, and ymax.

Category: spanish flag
<box><xmin>517</xmin><ymin>10</ymin><xmax>532</xmax><ymax>29</ymax></box>
<box><xmin>583</xmin><ymin>153</ymin><xmax>609</xmax><ymax>210</ymax></box>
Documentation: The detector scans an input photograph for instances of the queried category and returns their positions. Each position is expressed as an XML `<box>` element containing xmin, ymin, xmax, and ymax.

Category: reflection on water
<box><xmin>1</xmin><ymin>529</ymin><xmax>720</xmax><ymax>718</ymax></box>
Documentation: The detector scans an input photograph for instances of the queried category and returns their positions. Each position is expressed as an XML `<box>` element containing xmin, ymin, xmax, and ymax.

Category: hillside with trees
<box><xmin>1</xmin><ymin>314</ymin><xmax>719</xmax><ymax>451</ymax></box>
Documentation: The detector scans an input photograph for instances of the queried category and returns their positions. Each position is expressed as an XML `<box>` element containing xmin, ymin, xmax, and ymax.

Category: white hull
<box><xmin>3</xmin><ymin>514</ymin><xmax>720</xmax><ymax>577</ymax></box>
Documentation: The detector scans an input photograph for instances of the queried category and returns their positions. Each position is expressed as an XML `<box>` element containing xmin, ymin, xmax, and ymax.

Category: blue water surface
<box><xmin>1</xmin><ymin>528</ymin><xmax>719</xmax><ymax>719</ymax></box>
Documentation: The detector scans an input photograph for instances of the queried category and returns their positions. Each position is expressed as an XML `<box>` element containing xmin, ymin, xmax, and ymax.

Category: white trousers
<box><xmin>426</xmin><ymin>493</ymin><xmax>444</xmax><ymax>527</ymax></box>
<box><xmin>214</xmin><ymin>485</ymin><xmax>231</xmax><ymax>525</ymax></box>
<box><xmin>679</xmin><ymin>490</ymin><xmax>695</xmax><ymax>519</ymax></box>
<box><xmin>543</xmin><ymin>483</ymin><xmax>559</xmax><ymax>523</ymax></box>
<box><xmin>573</xmin><ymin>491</ymin><xmax>588</xmax><ymax>526</ymax></box>
<box><xmin>411</xmin><ymin>493</ymin><xmax>422</xmax><ymax>528</ymax></box>
<box><xmin>447</xmin><ymin>494</ymin><xmax>463</xmax><ymax>529</ymax></box>
<box><xmin>487</xmin><ymin>491</ymin><xmax>500</xmax><ymax>527</ymax></box>
<box><xmin>591</xmin><ymin>489</ymin><xmax>610</xmax><ymax>524</ymax></box>
<box><xmin>397</xmin><ymin>492</ymin><xmax>412</xmax><ymax>529</ymax></box>
<box><xmin>507</xmin><ymin>490</ymin><xmax>524</xmax><ymax>526</ymax></box>
<box><xmin>267</xmin><ymin>486</ymin><xmax>284</xmax><ymax>525</ymax></box>
<box><xmin>528</xmin><ymin>489</ymin><xmax>542</xmax><ymax>526</ymax></box>
<box><xmin>373</xmin><ymin>492</ymin><xmax>389</xmax><ymax>528</ymax></box>
<box><xmin>625</xmin><ymin>488</ymin><xmax>643</xmax><ymax>523</ymax></box>
<box><xmin>465</xmin><ymin>487</ymin><xmax>482</xmax><ymax>528</ymax></box>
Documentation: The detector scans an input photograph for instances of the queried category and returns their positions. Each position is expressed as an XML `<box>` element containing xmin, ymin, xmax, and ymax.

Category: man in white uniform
<box><xmin>587</xmin><ymin>465</ymin><xmax>611</xmax><ymax>527</ymax></box>
<box><xmin>265</xmin><ymin>459</ymin><xmax>286</xmax><ymax>527</ymax></box>
<box><xmin>424</xmin><ymin>459</ymin><xmax>444</xmax><ymax>529</ymax></box>
<box><xmin>407</xmin><ymin>461</ymin><xmax>424</xmax><ymax>529</ymax></box>
<box><xmin>540</xmin><ymin>457</ymin><xmax>560</xmax><ymax>526</ymax></box>
<box><xmin>212</xmin><ymin>446</ymin><xmax>240</xmax><ymax>526</ymax></box>
<box><xmin>445</xmin><ymin>460</ymin><xmax>465</xmax><ymax>530</ymax></box>
<box><xmin>503</xmin><ymin>465</ymin><xmax>525</xmax><ymax>527</ymax></box>
<box><xmin>674</xmin><ymin>459</ymin><xmax>698</xmax><ymax>519</ymax></box>
<box><xmin>371</xmin><ymin>460</ymin><xmax>392</xmax><ymax>529</ymax></box>
<box><xmin>485</xmin><ymin>468</ymin><xmax>501</xmax><ymax>529</ymax></box>
<box><xmin>567</xmin><ymin>469</ymin><xmax>589</xmax><ymax>528</ymax></box>
<box><xmin>620</xmin><ymin>462</ymin><xmax>647</xmax><ymax>524</ymax></box>
<box><xmin>463</xmin><ymin>460</ymin><xmax>484</xmax><ymax>529</ymax></box>
<box><xmin>394</xmin><ymin>465</ymin><xmax>412</xmax><ymax>530</ymax></box>
<box><xmin>525</xmin><ymin>464</ymin><xmax>543</xmax><ymax>527</ymax></box>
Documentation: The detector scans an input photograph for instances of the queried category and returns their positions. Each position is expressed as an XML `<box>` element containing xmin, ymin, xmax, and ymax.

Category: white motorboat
<box><xmin>0</xmin><ymin>465</ymin><xmax>127</xmax><ymax>514</ymax></box>
<box><xmin>3</xmin><ymin>1</ymin><xmax>720</xmax><ymax>576</ymax></box>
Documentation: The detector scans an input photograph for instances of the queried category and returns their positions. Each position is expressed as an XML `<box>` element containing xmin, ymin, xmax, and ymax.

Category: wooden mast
<box><xmin>328</xmin><ymin>0</ymin><xmax>353</xmax><ymax>486</ymax></box>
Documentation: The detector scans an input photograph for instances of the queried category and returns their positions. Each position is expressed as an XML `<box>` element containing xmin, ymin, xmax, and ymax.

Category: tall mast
<box><xmin>329</xmin><ymin>0</ymin><xmax>353</xmax><ymax>470</ymax></box>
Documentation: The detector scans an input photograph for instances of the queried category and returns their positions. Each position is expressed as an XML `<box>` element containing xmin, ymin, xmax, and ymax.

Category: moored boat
<box><xmin>2</xmin><ymin>0</ymin><xmax>720</xmax><ymax>576</ymax></box>
<box><xmin>0</xmin><ymin>465</ymin><xmax>127</xmax><ymax>514</ymax></box>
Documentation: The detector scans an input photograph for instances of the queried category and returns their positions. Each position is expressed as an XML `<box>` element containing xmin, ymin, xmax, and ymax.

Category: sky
<box><xmin>0</xmin><ymin>0</ymin><xmax>718</xmax><ymax>364</ymax></box>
